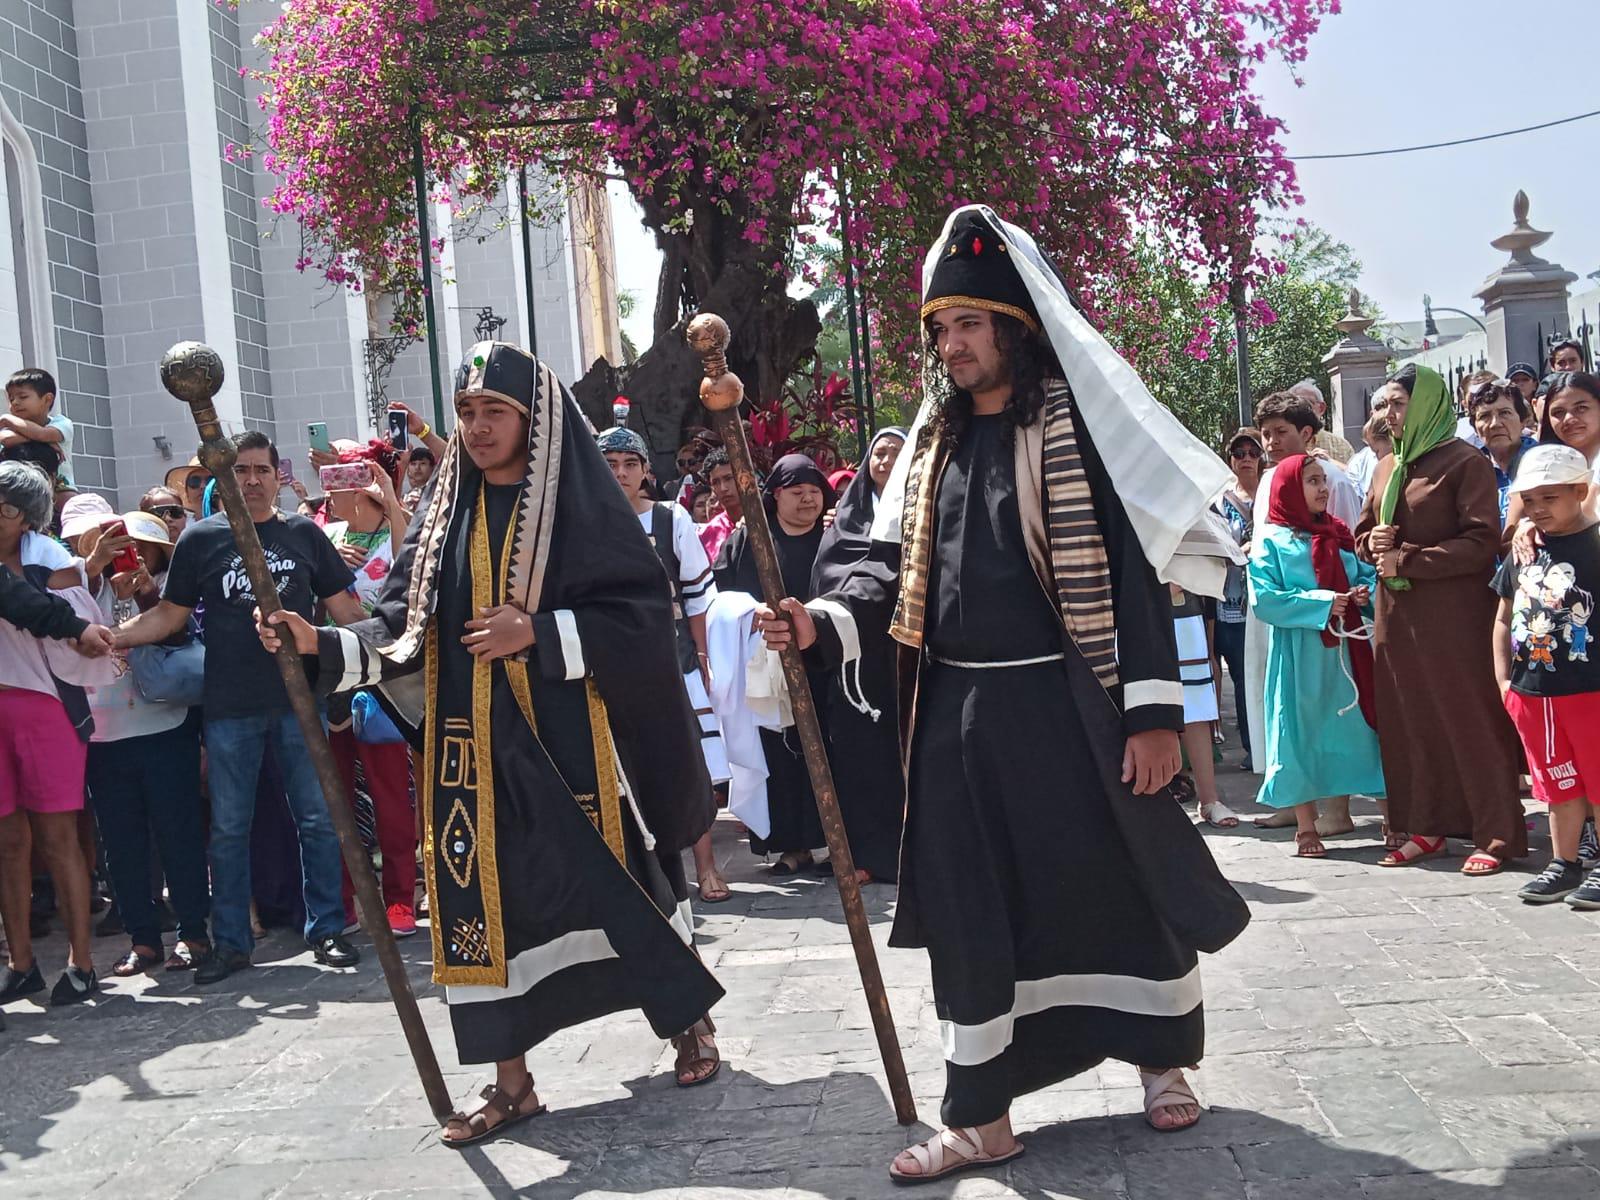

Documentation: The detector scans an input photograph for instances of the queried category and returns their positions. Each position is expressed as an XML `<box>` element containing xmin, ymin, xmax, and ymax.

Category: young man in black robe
<box><xmin>760</xmin><ymin>208</ymin><xmax>1249</xmax><ymax>1184</ymax></box>
<box><xmin>260</xmin><ymin>343</ymin><xmax>724</xmax><ymax>1146</ymax></box>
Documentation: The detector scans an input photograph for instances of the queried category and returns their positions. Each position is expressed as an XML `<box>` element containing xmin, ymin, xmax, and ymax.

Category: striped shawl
<box><xmin>890</xmin><ymin>378</ymin><xmax>1119</xmax><ymax>688</ymax></box>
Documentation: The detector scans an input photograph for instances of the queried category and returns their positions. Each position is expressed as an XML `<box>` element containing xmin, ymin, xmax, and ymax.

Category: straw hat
<box><xmin>164</xmin><ymin>456</ymin><xmax>211</xmax><ymax>497</ymax></box>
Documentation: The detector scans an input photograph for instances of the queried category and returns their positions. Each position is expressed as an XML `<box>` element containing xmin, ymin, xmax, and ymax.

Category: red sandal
<box><xmin>1378</xmin><ymin>835</ymin><xmax>1446</xmax><ymax>867</ymax></box>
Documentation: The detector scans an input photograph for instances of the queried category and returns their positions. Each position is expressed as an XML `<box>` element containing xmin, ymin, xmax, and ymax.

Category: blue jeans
<box><xmin>204</xmin><ymin>711</ymin><xmax>344</xmax><ymax>955</ymax></box>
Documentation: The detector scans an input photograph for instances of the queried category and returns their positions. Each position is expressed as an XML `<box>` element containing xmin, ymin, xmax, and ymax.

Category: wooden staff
<box><xmin>686</xmin><ymin>315</ymin><xmax>916</xmax><ymax>1126</ymax></box>
<box><xmin>159</xmin><ymin>341</ymin><xmax>454</xmax><ymax>1126</ymax></box>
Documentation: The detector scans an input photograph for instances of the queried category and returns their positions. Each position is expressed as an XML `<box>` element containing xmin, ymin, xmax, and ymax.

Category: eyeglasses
<box><xmin>0</xmin><ymin>501</ymin><xmax>20</xmax><ymax>520</ymax></box>
<box><xmin>149</xmin><ymin>505</ymin><xmax>186</xmax><ymax>520</ymax></box>
<box><xmin>676</xmin><ymin>456</ymin><xmax>700</xmax><ymax>471</ymax></box>
<box><xmin>185</xmin><ymin>474</ymin><xmax>205</xmax><ymax>491</ymax></box>
<box><xmin>1229</xmin><ymin>443</ymin><xmax>1263</xmax><ymax>459</ymax></box>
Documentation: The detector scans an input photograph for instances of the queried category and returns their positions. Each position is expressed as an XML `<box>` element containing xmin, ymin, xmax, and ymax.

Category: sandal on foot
<box><xmin>672</xmin><ymin>1015</ymin><xmax>721</xmax><ymax>1087</ymax></box>
<box><xmin>1294</xmin><ymin>831</ymin><xmax>1327</xmax><ymax>859</ymax></box>
<box><xmin>165</xmin><ymin>942</ymin><xmax>208</xmax><ymax>972</ymax></box>
<box><xmin>1199</xmin><ymin>801</ymin><xmax>1240</xmax><ymax>829</ymax></box>
<box><xmin>697</xmin><ymin>871</ymin><xmax>732</xmax><ymax>904</ymax></box>
<box><xmin>1462</xmin><ymin>850</ymin><xmax>1505</xmax><ymax>877</ymax></box>
<box><xmin>1379</xmin><ymin>835</ymin><xmax>1446</xmax><ymax>867</ymax></box>
<box><xmin>440</xmin><ymin>1077</ymin><xmax>545</xmax><ymax>1149</ymax></box>
<box><xmin>1381</xmin><ymin>822</ymin><xmax>1407</xmax><ymax>852</ymax></box>
<box><xmin>1140</xmin><ymin>1067</ymin><xmax>1202</xmax><ymax>1132</ymax></box>
<box><xmin>111</xmin><ymin>948</ymin><xmax>163</xmax><ymax>977</ymax></box>
<box><xmin>889</xmin><ymin>1126</ymin><xmax>1024</xmax><ymax>1185</ymax></box>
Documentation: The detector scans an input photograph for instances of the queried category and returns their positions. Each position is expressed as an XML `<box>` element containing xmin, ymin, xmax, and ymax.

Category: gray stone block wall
<box><xmin>208</xmin><ymin>0</ymin><xmax>271</xmax><ymax>433</ymax></box>
<box><xmin>76</xmin><ymin>0</ymin><xmax>211</xmax><ymax>506</ymax></box>
<box><xmin>236</xmin><ymin>0</ymin><xmax>364</xmax><ymax>483</ymax></box>
<box><xmin>0</xmin><ymin>0</ymin><xmax>113</xmax><ymax>495</ymax></box>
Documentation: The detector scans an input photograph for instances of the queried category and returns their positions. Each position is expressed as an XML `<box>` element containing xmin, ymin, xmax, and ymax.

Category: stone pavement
<box><xmin>4</xmin><ymin>755</ymin><xmax>1600</xmax><ymax>1199</ymax></box>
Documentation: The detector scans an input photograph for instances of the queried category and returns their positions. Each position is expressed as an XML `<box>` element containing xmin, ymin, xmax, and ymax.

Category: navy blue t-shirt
<box><xmin>163</xmin><ymin>511</ymin><xmax>354</xmax><ymax>717</ymax></box>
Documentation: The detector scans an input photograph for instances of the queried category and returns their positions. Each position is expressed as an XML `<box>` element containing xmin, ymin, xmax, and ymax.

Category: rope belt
<box><xmin>1327</xmin><ymin>618</ymin><xmax>1375</xmax><ymax>717</ymax></box>
<box><xmin>926</xmin><ymin>651</ymin><xmax>1066</xmax><ymax>670</ymax></box>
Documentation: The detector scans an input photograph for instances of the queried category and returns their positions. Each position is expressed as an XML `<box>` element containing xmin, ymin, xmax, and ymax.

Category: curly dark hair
<box><xmin>922</xmin><ymin>312</ymin><xmax>1061</xmax><ymax>446</ymax></box>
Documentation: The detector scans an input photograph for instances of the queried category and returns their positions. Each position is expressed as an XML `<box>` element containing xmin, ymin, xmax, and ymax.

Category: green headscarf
<box><xmin>1376</xmin><ymin>363</ymin><xmax>1457</xmax><ymax>590</ymax></box>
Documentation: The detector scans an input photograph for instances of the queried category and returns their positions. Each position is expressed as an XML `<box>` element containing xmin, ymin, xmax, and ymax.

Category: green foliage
<box><xmin>1104</xmin><ymin>224</ymin><xmax>1380</xmax><ymax>451</ymax></box>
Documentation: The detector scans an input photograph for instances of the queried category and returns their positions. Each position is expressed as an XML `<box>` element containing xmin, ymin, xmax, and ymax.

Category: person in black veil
<box><xmin>713</xmin><ymin>453</ymin><xmax>834</xmax><ymax>874</ymax></box>
<box><xmin>810</xmin><ymin>428</ymin><xmax>907</xmax><ymax>884</ymax></box>
<box><xmin>259</xmin><ymin>342</ymin><xmax>724</xmax><ymax>1147</ymax></box>
<box><xmin>755</xmin><ymin>208</ymin><xmax>1249</xmax><ymax>1184</ymax></box>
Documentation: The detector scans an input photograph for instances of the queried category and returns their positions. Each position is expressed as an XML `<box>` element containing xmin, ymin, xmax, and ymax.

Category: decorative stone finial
<box><xmin>1490</xmin><ymin>190</ymin><xmax>1552</xmax><ymax>262</ymax></box>
<box><xmin>160</xmin><ymin>341</ymin><xmax>226</xmax><ymax>408</ymax></box>
<box><xmin>1334</xmin><ymin>288</ymin><xmax>1375</xmax><ymax>339</ymax></box>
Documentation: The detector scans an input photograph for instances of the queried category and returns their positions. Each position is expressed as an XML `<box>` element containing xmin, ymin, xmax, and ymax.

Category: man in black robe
<box><xmin>759</xmin><ymin>209</ymin><xmax>1249</xmax><ymax>1183</ymax></box>
<box><xmin>260</xmin><ymin>343</ymin><xmax>723</xmax><ymax>1146</ymax></box>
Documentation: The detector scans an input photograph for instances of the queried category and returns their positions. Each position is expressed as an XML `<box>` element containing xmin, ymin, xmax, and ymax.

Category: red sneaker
<box><xmin>387</xmin><ymin>903</ymin><xmax>417</xmax><ymax>938</ymax></box>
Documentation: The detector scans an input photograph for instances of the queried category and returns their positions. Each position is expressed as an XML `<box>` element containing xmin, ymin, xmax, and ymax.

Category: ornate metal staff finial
<box><xmin>686</xmin><ymin>313</ymin><xmax>743</xmax><ymax>412</ymax></box>
<box><xmin>159</xmin><ymin>341</ymin><xmax>226</xmax><ymax>407</ymax></box>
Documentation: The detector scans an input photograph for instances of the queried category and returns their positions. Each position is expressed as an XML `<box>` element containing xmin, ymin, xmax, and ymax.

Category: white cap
<box><xmin>1510</xmin><ymin>444</ymin><xmax>1592</xmax><ymax>493</ymax></box>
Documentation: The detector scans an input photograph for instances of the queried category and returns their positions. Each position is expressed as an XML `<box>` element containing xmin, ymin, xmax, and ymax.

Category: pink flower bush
<box><xmin>255</xmin><ymin>0</ymin><xmax>1335</xmax><ymax>352</ymax></box>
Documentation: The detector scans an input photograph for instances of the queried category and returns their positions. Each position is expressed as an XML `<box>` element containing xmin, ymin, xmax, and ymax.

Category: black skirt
<box><xmin>901</xmin><ymin>659</ymin><xmax>1205</xmax><ymax>1127</ymax></box>
<box><xmin>444</xmin><ymin>672</ymin><xmax>723</xmax><ymax>1065</ymax></box>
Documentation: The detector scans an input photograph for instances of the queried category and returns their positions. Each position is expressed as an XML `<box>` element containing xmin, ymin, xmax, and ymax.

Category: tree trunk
<box><xmin>572</xmin><ymin>190</ymin><xmax>820</xmax><ymax>478</ymax></box>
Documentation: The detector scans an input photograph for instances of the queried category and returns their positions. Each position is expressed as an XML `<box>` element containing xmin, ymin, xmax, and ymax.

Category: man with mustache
<box><xmin>756</xmin><ymin>209</ymin><xmax>1248</xmax><ymax>1184</ymax></box>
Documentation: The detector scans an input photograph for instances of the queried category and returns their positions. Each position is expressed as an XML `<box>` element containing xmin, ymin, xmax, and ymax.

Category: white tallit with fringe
<box><xmin>872</xmin><ymin>205</ymin><xmax>1237</xmax><ymax>598</ymax></box>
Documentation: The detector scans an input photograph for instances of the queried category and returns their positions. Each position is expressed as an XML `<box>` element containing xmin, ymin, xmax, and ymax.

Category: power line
<box><xmin>1010</xmin><ymin>107</ymin><xmax>1600</xmax><ymax>167</ymax></box>
<box><xmin>1285</xmin><ymin>107</ymin><xmax>1600</xmax><ymax>162</ymax></box>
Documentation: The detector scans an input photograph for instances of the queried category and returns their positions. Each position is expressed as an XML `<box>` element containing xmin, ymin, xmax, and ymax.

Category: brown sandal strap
<box><xmin>446</xmin><ymin>1077</ymin><xmax>536</xmax><ymax>1137</ymax></box>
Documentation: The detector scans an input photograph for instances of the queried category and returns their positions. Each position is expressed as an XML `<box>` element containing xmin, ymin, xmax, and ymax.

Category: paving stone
<box><xmin>3</xmin><ymin>757</ymin><xmax>1590</xmax><ymax>1198</ymax></box>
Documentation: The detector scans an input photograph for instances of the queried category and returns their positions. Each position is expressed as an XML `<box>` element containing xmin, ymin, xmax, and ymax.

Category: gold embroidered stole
<box><xmin>422</xmin><ymin>486</ymin><xmax>629</xmax><ymax>987</ymax></box>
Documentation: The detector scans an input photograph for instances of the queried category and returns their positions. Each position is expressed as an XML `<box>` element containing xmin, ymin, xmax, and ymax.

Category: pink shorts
<box><xmin>1503</xmin><ymin>689</ymin><xmax>1600</xmax><ymax>806</ymax></box>
<box><xmin>0</xmin><ymin>688</ymin><xmax>86</xmax><ymax>819</ymax></box>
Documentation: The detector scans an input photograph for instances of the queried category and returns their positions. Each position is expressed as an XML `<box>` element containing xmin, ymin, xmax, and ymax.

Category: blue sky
<box><xmin>613</xmin><ymin>0</ymin><xmax>1600</xmax><ymax>350</ymax></box>
<box><xmin>1252</xmin><ymin>0</ymin><xmax>1600</xmax><ymax>323</ymax></box>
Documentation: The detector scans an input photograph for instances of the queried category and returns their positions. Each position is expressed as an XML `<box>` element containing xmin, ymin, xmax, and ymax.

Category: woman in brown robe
<box><xmin>1356</xmin><ymin>364</ymin><xmax>1526</xmax><ymax>874</ymax></box>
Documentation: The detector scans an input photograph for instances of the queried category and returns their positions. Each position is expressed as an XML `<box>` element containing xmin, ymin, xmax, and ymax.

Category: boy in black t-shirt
<box><xmin>1492</xmin><ymin>445</ymin><xmax>1600</xmax><ymax>906</ymax></box>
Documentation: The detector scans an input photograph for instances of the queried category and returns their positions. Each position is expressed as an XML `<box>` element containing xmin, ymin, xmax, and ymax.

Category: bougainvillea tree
<box><xmin>256</xmin><ymin>0</ymin><xmax>1336</xmax><ymax>448</ymax></box>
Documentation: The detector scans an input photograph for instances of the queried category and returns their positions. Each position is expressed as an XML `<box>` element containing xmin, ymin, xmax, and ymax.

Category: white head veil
<box><xmin>870</xmin><ymin>205</ymin><xmax>1238</xmax><ymax>596</ymax></box>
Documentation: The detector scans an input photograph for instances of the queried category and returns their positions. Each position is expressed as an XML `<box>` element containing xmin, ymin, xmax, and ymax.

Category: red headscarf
<box><xmin>1267</xmin><ymin>454</ymin><xmax>1377</xmax><ymax>728</ymax></box>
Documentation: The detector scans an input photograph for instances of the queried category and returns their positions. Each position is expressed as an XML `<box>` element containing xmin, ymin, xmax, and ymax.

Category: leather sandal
<box><xmin>888</xmin><ymin>1126</ymin><xmax>1025</xmax><ymax>1185</ymax></box>
<box><xmin>439</xmin><ymin>1076</ymin><xmax>546</xmax><ymax>1149</ymax></box>
<box><xmin>672</xmin><ymin>1015</ymin><xmax>721</xmax><ymax>1087</ymax></box>
<box><xmin>111</xmin><ymin>947</ymin><xmax>163</xmax><ymax>978</ymax></box>
<box><xmin>1379</xmin><ymin>835</ymin><xmax>1446</xmax><ymax>867</ymax></box>
<box><xmin>1294</xmin><ymin>830</ymin><xmax>1327</xmax><ymax>859</ymax></box>
<box><xmin>165</xmin><ymin>941</ymin><xmax>208</xmax><ymax>972</ymax></box>
<box><xmin>1140</xmin><ymin>1067</ymin><xmax>1202</xmax><ymax>1132</ymax></box>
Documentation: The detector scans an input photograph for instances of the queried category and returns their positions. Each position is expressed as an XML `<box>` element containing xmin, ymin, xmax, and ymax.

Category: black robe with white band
<box><xmin>309</xmin><ymin>363</ymin><xmax>722</xmax><ymax>1066</ymax></box>
<box><xmin>807</xmin><ymin>409</ymin><xmax>1248</xmax><ymax>1127</ymax></box>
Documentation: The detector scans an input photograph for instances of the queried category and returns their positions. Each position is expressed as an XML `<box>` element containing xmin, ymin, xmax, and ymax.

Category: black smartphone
<box><xmin>387</xmin><ymin>409</ymin><xmax>409</xmax><ymax>449</ymax></box>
